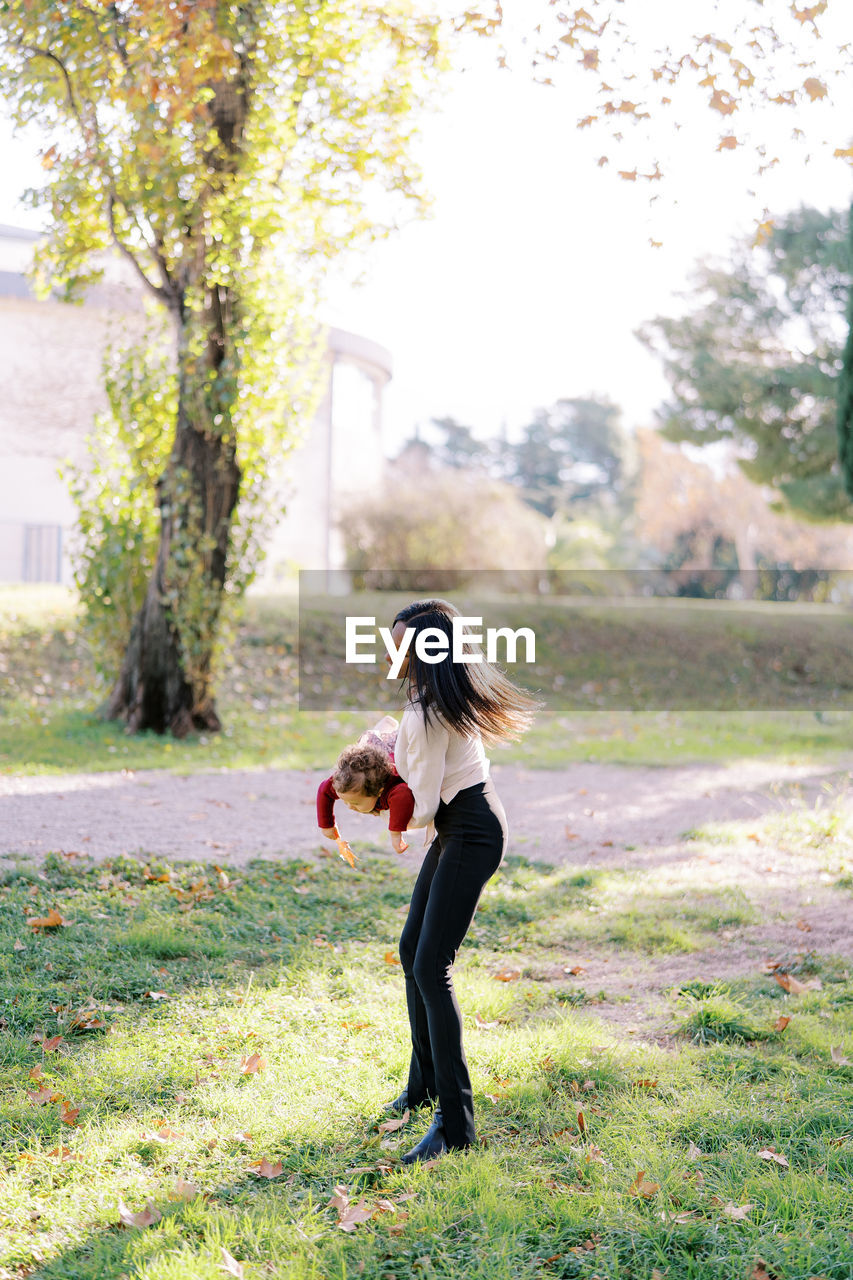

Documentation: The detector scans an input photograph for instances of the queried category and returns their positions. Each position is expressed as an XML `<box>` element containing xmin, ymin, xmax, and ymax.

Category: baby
<box><xmin>317</xmin><ymin>734</ymin><xmax>414</xmax><ymax>858</ymax></box>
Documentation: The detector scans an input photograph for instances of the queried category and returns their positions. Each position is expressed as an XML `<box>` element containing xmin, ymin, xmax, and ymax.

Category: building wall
<box><xmin>0</xmin><ymin>226</ymin><xmax>391</xmax><ymax>584</ymax></box>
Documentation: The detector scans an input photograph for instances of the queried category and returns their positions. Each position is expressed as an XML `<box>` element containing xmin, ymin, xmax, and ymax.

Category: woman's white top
<box><xmin>394</xmin><ymin>699</ymin><xmax>490</xmax><ymax>829</ymax></box>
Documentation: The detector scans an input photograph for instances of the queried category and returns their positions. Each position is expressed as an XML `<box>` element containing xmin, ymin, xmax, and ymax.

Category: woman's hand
<box><xmin>390</xmin><ymin>830</ymin><xmax>409</xmax><ymax>855</ymax></box>
<box><xmin>320</xmin><ymin>826</ymin><xmax>339</xmax><ymax>841</ymax></box>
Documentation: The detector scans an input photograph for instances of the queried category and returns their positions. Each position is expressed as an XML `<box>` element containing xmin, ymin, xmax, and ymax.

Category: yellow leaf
<box><xmin>717</xmin><ymin>135</ymin><xmax>738</xmax><ymax>150</ymax></box>
<box><xmin>803</xmin><ymin>77</ymin><xmax>827</xmax><ymax>100</ymax></box>
<box><xmin>709</xmin><ymin>88</ymin><xmax>737</xmax><ymax>115</ymax></box>
<box><xmin>492</xmin><ymin>967</ymin><xmax>521</xmax><ymax>981</ymax></box>
<box><xmin>384</xmin><ymin>950</ymin><xmax>401</xmax><ymax>965</ymax></box>
<box><xmin>26</xmin><ymin>908</ymin><xmax>67</xmax><ymax>930</ymax></box>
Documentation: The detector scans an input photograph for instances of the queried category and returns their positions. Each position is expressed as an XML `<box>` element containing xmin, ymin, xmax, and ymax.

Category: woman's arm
<box><xmin>401</xmin><ymin>709</ymin><xmax>450</xmax><ymax>828</ymax></box>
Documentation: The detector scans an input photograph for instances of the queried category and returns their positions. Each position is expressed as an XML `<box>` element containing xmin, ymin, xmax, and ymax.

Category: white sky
<box><xmin>1</xmin><ymin>1</ymin><xmax>851</xmax><ymax>458</ymax></box>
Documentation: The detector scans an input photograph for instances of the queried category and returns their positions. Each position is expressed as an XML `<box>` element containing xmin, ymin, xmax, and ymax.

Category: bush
<box><xmin>340</xmin><ymin>463</ymin><xmax>548</xmax><ymax>590</ymax></box>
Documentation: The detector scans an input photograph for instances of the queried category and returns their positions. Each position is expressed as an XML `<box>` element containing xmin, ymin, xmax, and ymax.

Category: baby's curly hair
<box><xmin>332</xmin><ymin>742</ymin><xmax>394</xmax><ymax>797</ymax></box>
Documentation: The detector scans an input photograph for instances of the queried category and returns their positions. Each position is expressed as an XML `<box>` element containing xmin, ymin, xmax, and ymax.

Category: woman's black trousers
<box><xmin>398</xmin><ymin>778</ymin><xmax>508</xmax><ymax>1149</ymax></box>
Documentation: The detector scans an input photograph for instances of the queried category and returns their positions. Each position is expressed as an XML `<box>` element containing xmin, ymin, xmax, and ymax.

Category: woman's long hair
<box><xmin>392</xmin><ymin>598</ymin><xmax>540</xmax><ymax>744</ymax></box>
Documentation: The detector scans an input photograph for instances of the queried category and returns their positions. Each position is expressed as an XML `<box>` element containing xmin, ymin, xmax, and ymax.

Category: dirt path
<box><xmin>3</xmin><ymin>755</ymin><xmax>851</xmax><ymax>1039</ymax></box>
<box><xmin>2</xmin><ymin>754</ymin><xmax>851</xmax><ymax>867</ymax></box>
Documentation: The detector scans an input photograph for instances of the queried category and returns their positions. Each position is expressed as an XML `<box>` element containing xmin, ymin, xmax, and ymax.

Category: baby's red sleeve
<box><xmin>317</xmin><ymin>777</ymin><xmax>338</xmax><ymax>828</ymax></box>
<box><xmin>387</xmin><ymin>781</ymin><xmax>415</xmax><ymax>833</ymax></box>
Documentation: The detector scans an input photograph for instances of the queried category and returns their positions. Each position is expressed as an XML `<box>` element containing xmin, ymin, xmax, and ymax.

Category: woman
<box><xmin>382</xmin><ymin>598</ymin><xmax>538</xmax><ymax>1164</ymax></box>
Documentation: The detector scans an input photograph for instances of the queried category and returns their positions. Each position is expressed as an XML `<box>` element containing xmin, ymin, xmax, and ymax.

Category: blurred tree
<box><xmin>0</xmin><ymin>0</ymin><xmax>447</xmax><ymax>734</ymax></box>
<box><xmin>638</xmin><ymin>207</ymin><xmax>853</xmax><ymax>524</ymax></box>
<box><xmin>511</xmin><ymin>396</ymin><xmax>629</xmax><ymax>518</ymax></box>
<box><xmin>341</xmin><ymin>461</ymin><xmax>547</xmax><ymax>591</ymax></box>
<box><xmin>633</xmin><ymin>428</ymin><xmax>853</xmax><ymax>597</ymax></box>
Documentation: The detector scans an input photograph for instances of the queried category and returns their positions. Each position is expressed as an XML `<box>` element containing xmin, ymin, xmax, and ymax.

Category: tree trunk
<box><xmin>838</xmin><ymin>199</ymin><xmax>853</xmax><ymax>503</ymax></box>
<box><xmin>107</xmin><ymin>295</ymin><xmax>241</xmax><ymax>737</ymax></box>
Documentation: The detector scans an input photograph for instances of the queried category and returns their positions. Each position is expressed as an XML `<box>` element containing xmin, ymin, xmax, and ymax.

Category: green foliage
<box><xmin>62</xmin><ymin>321</ymin><xmax>173</xmax><ymax>683</ymax></box>
<box><xmin>0</xmin><ymin>0</ymin><xmax>451</xmax><ymax>726</ymax></box>
<box><xmin>639</xmin><ymin>204</ymin><xmax>853</xmax><ymax>524</ymax></box>
<box><xmin>509</xmin><ymin>395</ymin><xmax>630</xmax><ymax>518</ymax></box>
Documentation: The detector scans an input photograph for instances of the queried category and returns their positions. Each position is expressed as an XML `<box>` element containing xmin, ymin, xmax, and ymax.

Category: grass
<box><xmin>1</xmin><ymin>585</ymin><xmax>852</xmax><ymax>775</ymax></box>
<box><xmin>1</xmin><ymin>585</ymin><xmax>852</xmax><ymax>1276</ymax></box>
<box><xmin>1</xmin><ymin>844</ymin><xmax>851</xmax><ymax>1280</ymax></box>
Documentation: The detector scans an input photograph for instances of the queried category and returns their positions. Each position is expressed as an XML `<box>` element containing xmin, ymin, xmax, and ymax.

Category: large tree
<box><xmin>638</xmin><ymin>205</ymin><xmax>853</xmax><ymax>523</ymax></box>
<box><xmin>0</xmin><ymin>0</ymin><xmax>446</xmax><ymax>734</ymax></box>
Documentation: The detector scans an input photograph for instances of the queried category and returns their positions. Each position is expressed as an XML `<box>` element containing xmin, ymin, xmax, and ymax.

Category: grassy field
<box><xmin>1</xmin><ymin>586</ymin><xmax>852</xmax><ymax>1278</ymax></box>
<box><xmin>1</xmin><ymin>832</ymin><xmax>851</xmax><ymax>1280</ymax></box>
<box><xmin>0</xmin><ymin>585</ymin><xmax>851</xmax><ymax>775</ymax></box>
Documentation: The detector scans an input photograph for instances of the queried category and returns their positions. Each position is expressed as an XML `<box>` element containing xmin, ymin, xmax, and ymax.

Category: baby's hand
<box><xmin>390</xmin><ymin>830</ymin><xmax>409</xmax><ymax>855</ymax></box>
<box><xmin>320</xmin><ymin>826</ymin><xmax>339</xmax><ymax>841</ymax></box>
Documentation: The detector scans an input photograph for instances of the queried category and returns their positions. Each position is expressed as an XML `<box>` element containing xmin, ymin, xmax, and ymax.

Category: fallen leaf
<box><xmin>220</xmin><ymin>1247</ymin><xmax>245</xmax><ymax>1278</ymax></box>
<box><xmin>144</xmin><ymin>990</ymin><xmax>170</xmax><ymax>1001</ymax></box>
<box><xmin>687</xmin><ymin>1140</ymin><xmax>704</xmax><ymax>1160</ymax></box>
<box><xmin>240</xmin><ymin>1052</ymin><xmax>266</xmax><ymax>1075</ymax></box>
<box><xmin>68</xmin><ymin>1009</ymin><xmax>107</xmax><ymax>1031</ymax></box>
<box><xmin>215</xmin><ymin>866</ymin><xmax>231</xmax><ymax>889</ymax></box>
<box><xmin>59</xmin><ymin>1102</ymin><xmax>80</xmax><ymax>1126</ymax></box>
<box><xmin>492</xmin><ymin>968</ymin><xmax>522</xmax><ymax>982</ymax></box>
<box><xmin>577</xmin><ymin>1110</ymin><xmax>586</xmax><ymax>1134</ymax></box>
<box><xmin>338</xmin><ymin>1198</ymin><xmax>374</xmax><ymax>1231</ymax></box>
<box><xmin>41</xmin><ymin>1034</ymin><xmax>64</xmax><ymax>1052</ymax></box>
<box><xmin>830</xmin><ymin>1045</ymin><xmax>851</xmax><ymax>1065</ymax></box>
<box><xmin>475</xmin><ymin>1013</ymin><xmax>498</xmax><ymax>1028</ymax></box>
<box><xmin>249</xmin><ymin>1157</ymin><xmax>283</xmax><ymax>1178</ymax></box>
<box><xmin>633</xmin><ymin>1079</ymin><xmax>658</xmax><ymax>1089</ymax></box>
<box><xmin>715</xmin><ymin>1198</ymin><xmax>754</xmax><ymax>1219</ymax></box>
<box><xmin>795</xmin><ymin>918</ymin><xmax>812</xmax><ymax>932</ymax></box>
<box><xmin>27</xmin><ymin>1086</ymin><xmax>59</xmax><ymax>1106</ymax></box>
<box><xmin>774</xmin><ymin>972</ymin><xmax>822</xmax><ymax>994</ymax></box>
<box><xmin>29</xmin><ymin>1065</ymin><xmax>44</xmax><ymax>1082</ymax></box>
<box><xmin>46</xmin><ymin>1145</ymin><xmax>83</xmax><ymax>1162</ymax></box>
<box><xmin>26</xmin><ymin>908</ymin><xmax>67</xmax><ymax>930</ymax></box>
<box><xmin>172</xmin><ymin>1177</ymin><xmax>199</xmax><ymax>1200</ymax></box>
<box><xmin>378</xmin><ymin>1110</ymin><xmax>410</xmax><ymax>1133</ymax></box>
<box><xmin>774</xmin><ymin>1015</ymin><xmax>791</xmax><ymax>1032</ymax></box>
<box><xmin>750</xmin><ymin>1259</ymin><xmax>782</xmax><ymax>1280</ymax></box>
<box><xmin>384</xmin><ymin>951</ymin><xmax>401</xmax><ymax>965</ymax></box>
<box><xmin>757</xmin><ymin>1147</ymin><xmax>789</xmax><ymax>1168</ymax></box>
<box><xmin>118</xmin><ymin>1197</ymin><xmax>161</xmax><ymax>1228</ymax></box>
<box><xmin>628</xmin><ymin>1169</ymin><xmax>660</xmax><ymax>1197</ymax></box>
<box><xmin>13</xmin><ymin>939</ymin><xmax>25</xmax><ymax>951</ymax></box>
